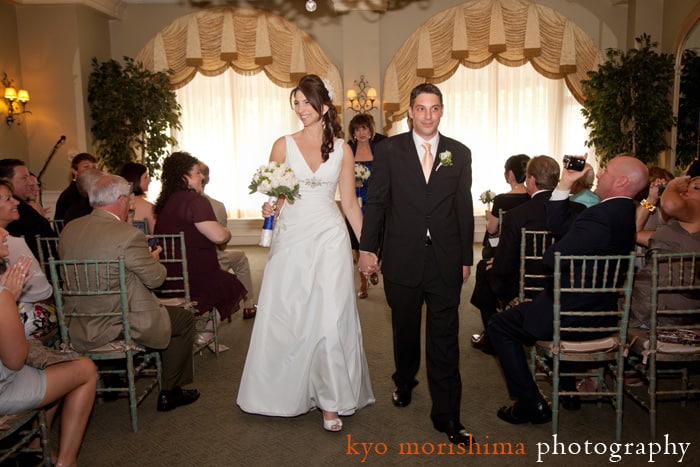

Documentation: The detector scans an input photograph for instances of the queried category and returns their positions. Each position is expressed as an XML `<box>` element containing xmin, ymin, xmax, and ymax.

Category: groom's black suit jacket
<box><xmin>359</xmin><ymin>131</ymin><xmax>474</xmax><ymax>285</ymax></box>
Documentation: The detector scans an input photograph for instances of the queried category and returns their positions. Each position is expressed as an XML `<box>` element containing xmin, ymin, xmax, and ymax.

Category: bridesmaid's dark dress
<box><xmin>154</xmin><ymin>190</ymin><xmax>246</xmax><ymax>319</ymax></box>
<box><xmin>347</xmin><ymin>137</ymin><xmax>382</xmax><ymax>250</ymax></box>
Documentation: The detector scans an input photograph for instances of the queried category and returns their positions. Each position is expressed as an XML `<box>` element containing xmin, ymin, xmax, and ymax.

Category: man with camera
<box><xmin>471</xmin><ymin>156</ymin><xmax>584</xmax><ymax>354</ymax></box>
<box><xmin>488</xmin><ymin>154</ymin><xmax>648</xmax><ymax>424</ymax></box>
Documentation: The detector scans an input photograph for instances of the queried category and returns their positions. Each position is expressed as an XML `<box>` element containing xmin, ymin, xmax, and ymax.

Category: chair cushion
<box><xmin>536</xmin><ymin>335</ymin><xmax>619</xmax><ymax>354</ymax></box>
<box><xmin>0</xmin><ymin>410</ymin><xmax>37</xmax><ymax>431</ymax></box>
<box><xmin>158</xmin><ymin>297</ymin><xmax>198</xmax><ymax>309</ymax></box>
<box><xmin>627</xmin><ymin>327</ymin><xmax>700</xmax><ymax>364</ymax></box>
<box><xmin>86</xmin><ymin>340</ymin><xmax>145</xmax><ymax>353</ymax></box>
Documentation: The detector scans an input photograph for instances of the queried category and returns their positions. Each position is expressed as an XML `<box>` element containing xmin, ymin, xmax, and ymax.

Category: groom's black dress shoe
<box><xmin>435</xmin><ymin>420</ymin><xmax>472</xmax><ymax>445</ymax></box>
<box><xmin>392</xmin><ymin>387</ymin><xmax>412</xmax><ymax>407</ymax></box>
<box><xmin>392</xmin><ymin>380</ymin><xmax>418</xmax><ymax>407</ymax></box>
<box><xmin>497</xmin><ymin>399</ymin><xmax>551</xmax><ymax>425</ymax></box>
<box><xmin>157</xmin><ymin>387</ymin><xmax>201</xmax><ymax>412</ymax></box>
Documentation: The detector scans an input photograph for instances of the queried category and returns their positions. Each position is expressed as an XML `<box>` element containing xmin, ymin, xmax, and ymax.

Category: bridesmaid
<box><xmin>347</xmin><ymin>113</ymin><xmax>383</xmax><ymax>299</ymax></box>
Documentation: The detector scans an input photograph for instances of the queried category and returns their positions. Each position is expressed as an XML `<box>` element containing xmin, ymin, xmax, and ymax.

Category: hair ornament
<box><xmin>321</xmin><ymin>77</ymin><xmax>335</xmax><ymax>102</ymax></box>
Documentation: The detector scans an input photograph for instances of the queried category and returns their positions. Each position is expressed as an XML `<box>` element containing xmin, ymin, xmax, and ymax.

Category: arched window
<box><xmin>173</xmin><ymin>70</ymin><xmax>300</xmax><ymax>219</ymax></box>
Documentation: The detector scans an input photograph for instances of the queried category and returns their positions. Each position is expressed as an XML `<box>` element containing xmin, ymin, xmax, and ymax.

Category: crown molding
<box><xmin>13</xmin><ymin>0</ymin><xmax>126</xmax><ymax>19</ymax></box>
<box><xmin>331</xmin><ymin>0</ymin><xmax>388</xmax><ymax>12</ymax></box>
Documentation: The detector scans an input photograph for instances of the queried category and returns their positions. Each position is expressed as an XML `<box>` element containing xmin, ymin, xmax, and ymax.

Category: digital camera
<box><xmin>562</xmin><ymin>155</ymin><xmax>586</xmax><ymax>171</ymax></box>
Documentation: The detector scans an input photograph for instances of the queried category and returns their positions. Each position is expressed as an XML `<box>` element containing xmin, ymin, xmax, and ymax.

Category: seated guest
<box><xmin>635</xmin><ymin>166</ymin><xmax>675</xmax><ymax>233</ymax></box>
<box><xmin>630</xmin><ymin>175</ymin><xmax>700</xmax><ymax>328</ymax></box>
<box><xmin>54</xmin><ymin>153</ymin><xmax>98</xmax><ymax>221</ymax></box>
<box><xmin>0</xmin><ymin>159</ymin><xmax>56</xmax><ymax>260</ymax></box>
<box><xmin>0</xmin><ymin>181</ymin><xmax>56</xmax><ymax>340</ymax></box>
<box><xmin>26</xmin><ymin>173</ymin><xmax>50</xmax><ymax>218</ymax></box>
<box><xmin>488</xmin><ymin>154</ymin><xmax>648</xmax><ymax>423</ymax></box>
<box><xmin>481</xmin><ymin>154</ymin><xmax>530</xmax><ymax>259</ymax></box>
<box><xmin>634</xmin><ymin>166</ymin><xmax>675</xmax><ymax>269</ymax></box>
<box><xmin>153</xmin><ymin>152</ymin><xmax>246</xmax><ymax>347</ymax></box>
<box><xmin>198</xmin><ymin>162</ymin><xmax>256</xmax><ymax>320</ymax></box>
<box><xmin>471</xmin><ymin>156</ymin><xmax>576</xmax><ymax>353</ymax></box>
<box><xmin>119</xmin><ymin>162</ymin><xmax>156</xmax><ymax>234</ymax></box>
<box><xmin>63</xmin><ymin>167</ymin><xmax>103</xmax><ymax>225</ymax></box>
<box><xmin>569</xmin><ymin>163</ymin><xmax>601</xmax><ymax>207</ymax></box>
<box><xmin>59</xmin><ymin>174</ymin><xmax>200</xmax><ymax>412</ymax></box>
<box><xmin>0</xmin><ymin>226</ymin><xmax>98</xmax><ymax>467</ymax></box>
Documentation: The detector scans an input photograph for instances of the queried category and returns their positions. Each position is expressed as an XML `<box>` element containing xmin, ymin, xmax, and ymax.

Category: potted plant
<box><xmin>676</xmin><ymin>48</ymin><xmax>700</xmax><ymax>170</ymax></box>
<box><xmin>87</xmin><ymin>57</ymin><xmax>182</xmax><ymax>174</ymax></box>
<box><xmin>581</xmin><ymin>34</ymin><xmax>675</xmax><ymax>166</ymax></box>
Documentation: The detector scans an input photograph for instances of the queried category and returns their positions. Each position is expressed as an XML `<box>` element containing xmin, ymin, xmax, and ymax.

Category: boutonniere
<box><xmin>436</xmin><ymin>150</ymin><xmax>453</xmax><ymax>171</ymax></box>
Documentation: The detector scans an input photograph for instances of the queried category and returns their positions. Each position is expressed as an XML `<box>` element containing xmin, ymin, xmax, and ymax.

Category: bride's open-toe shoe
<box><xmin>322</xmin><ymin>412</ymin><xmax>343</xmax><ymax>432</ymax></box>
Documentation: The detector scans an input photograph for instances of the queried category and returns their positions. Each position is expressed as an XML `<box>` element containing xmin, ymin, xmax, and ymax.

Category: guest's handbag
<box><xmin>25</xmin><ymin>339</ymin><xmax>80</xmax><ymax>369</ymax></box>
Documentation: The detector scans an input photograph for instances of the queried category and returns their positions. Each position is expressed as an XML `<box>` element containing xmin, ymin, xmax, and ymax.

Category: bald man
<box><xmin>488</xmin><ymin>154</ymin><xmax>648</xmax><ymax>425</ymax></box>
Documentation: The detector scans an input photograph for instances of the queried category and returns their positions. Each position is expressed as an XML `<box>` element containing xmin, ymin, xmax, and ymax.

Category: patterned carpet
<box><xmin>72</xmin><ymin>246</ymin><xmax>699</xmax><ymax>467</ymax></box>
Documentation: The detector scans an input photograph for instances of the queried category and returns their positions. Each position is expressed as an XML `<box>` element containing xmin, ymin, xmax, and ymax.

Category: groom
<box><xmin>359</xmin><ymin>83</ymin><xmax>474</xmax><ymax>445</ymax></box>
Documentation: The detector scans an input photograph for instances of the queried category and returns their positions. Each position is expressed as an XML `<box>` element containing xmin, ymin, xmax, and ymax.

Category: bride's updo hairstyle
<box><xmin>154</xmin><ymin>151</ymin><xmax>200</xmax><ymax>215</ymax></box>
<box><xmin>290</xmin><ymin>74</ymin><xmax>341</xmax><ymax>162</ymax></box>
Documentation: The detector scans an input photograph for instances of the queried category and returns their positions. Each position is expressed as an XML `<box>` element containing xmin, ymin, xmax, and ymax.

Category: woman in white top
<box><xmin>0</xmin><ymin>179</ymin><xmax>56</xmax><ymax>340</ymax></box>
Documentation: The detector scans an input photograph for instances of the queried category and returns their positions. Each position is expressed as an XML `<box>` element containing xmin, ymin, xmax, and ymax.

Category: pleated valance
<box><xmin>134</xmin><ymin>7</ymin><xmax>342</xmax><ymax>104</ymax></box>
<box><xmin>382</xmin><ymin>0</ymin><xmax>604</xmax><ymax>132</ymax></box>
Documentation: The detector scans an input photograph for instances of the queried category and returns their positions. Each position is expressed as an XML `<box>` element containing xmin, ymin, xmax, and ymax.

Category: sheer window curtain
<box><xmin>390</xmin><ymin>62</ymin><xmax>591</xmax><ymax>215</ymax></box>
<box><xmin>172</xmin><ymin>70</ymin><xmax>300</xmax><ymax>219</ymax></box>
<box><xmin>171</xmin><ymin>62</ymin><xmax>589</xmax><ymax>218</ymax></box>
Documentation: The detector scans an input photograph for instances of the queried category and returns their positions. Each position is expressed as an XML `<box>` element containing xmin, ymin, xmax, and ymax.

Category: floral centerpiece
<box><xmin>249</xmin><ymin>162</ymin><xmax>300</xmax><ymax>247</ymax></box>
<box><xmin>354</xmin><ymin>163</ymin><xmax>371</xmax><ymax>207</ymax></box>
<box><xmin>479</xmin><ymin>189</ymin><xmax>496</xmax><ymax>210</ymax></box>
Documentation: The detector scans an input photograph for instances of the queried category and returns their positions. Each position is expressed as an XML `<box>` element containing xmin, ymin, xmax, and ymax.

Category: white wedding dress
<box><xmin>237</xmin><ymin>136</ymin><xmax>375</xmax><ymax>417</ymax></box>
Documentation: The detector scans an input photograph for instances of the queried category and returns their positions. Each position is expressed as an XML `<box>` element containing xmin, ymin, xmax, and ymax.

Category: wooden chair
<box><xmin>515</xmin><ymin>228</ymin><xmax>556</xmax><ymax>378</ymax></box>
<box><xmin>0</xmin><ymin>410</ymin><xmax>51</xmax><ymax>466</ymax></box>
<box><xmin>49</xmin><ymin>256</ymin><xmax>162</xmax><ymax>432</ymax></box>
<box><xmin>519</xmin><ymin>228</ymin><xmax>556</xmax><ymax>305</ymax></box>
<box><xmin>625</xmin><ymin>251</ymin><xmax>700</xmax><ymax>438</ymax></box>
<box><xmin>533</xmin><ymin>252</ymin><xmax>636</xmax><ymax>441</ymax></box>
<box><xmin>34</xmin><ymin>235</ymin><xmax>60</xmax><ymax>272</ymax></box>
<box><xmin>51</xmin><ymin>219</ymin><xmax>64</xmax><ymax>234</ymax></box>
<box><xmin>152</xmin><ymin>232</ymin><xmax>221</xmax><ymax>358</ymax></box>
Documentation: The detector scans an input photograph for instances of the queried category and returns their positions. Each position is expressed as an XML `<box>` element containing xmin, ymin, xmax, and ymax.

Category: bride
<box><xmin>237</xmin><ymin>74</ymin><xmax>375</xmax><ymax>432</ymax></box>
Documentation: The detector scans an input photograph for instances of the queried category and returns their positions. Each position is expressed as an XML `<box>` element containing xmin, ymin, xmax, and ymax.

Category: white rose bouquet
<box><xmin>479</xmin><ymin>189</ymin><xmax>496</xmax><ymax>210</ymax></box>
<box><xmin>354</xmin><ymin>163</ymin><xmax>371</xmax><ymax>208</ymax></box>
<box><xmin>354</xmin><ymin>163</ymin><xmax>371</xmax><ymax>183</ymax></box>
<box><xmin>249</xmin><ymin>162</ymin><xmax>300</xmax><ymax>246</ymax></box>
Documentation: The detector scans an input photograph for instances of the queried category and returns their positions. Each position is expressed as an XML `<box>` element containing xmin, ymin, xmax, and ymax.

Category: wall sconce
<box><xmin>347</xmin><ymin>75</ymin><xmax>378</xmax><ymax>114</ymax></box>
<box><xmin>2</xmin><ymin>73</ymin><xmax>31</xmax><ymax>126</ymax></box>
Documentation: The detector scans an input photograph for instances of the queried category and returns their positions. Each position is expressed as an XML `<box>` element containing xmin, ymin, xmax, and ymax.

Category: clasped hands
<box><xmin>358</xmin><ymin>251</ymin><xmax>380</xmax><ymax>276</ymax></box>
<box><xmin>0</xmin><ymin>256</ymin><xmax>33</xmax><ymax>301</ymax></box>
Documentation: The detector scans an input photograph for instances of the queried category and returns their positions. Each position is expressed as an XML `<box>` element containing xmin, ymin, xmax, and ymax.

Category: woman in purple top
<box><xmin>154</xmin><ymin>152</ymin><xmax>246</xmax><ymax>345</ymax></box>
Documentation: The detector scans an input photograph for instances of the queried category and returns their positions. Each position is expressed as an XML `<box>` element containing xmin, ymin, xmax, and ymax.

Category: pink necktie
<box><xmin>421</xmin><ymin>142</ymin><xmax>433</xmax><ymax>182</ymax></box>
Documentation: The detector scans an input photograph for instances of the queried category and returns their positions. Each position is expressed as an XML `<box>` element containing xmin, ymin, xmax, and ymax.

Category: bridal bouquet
<box><xmin>354</xmin><ymin>163</ymin><xmax>371</xmax><ymax>183</ymax></box>
<box><xmin>249</xmin><ymin>162</ymin><xmax>300</xmax><ymax>247</ymax></box>
<box><xmin>354</xmin><ymin>163</ymin><xmax>371</xmax><ymax>207</ymax></box>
